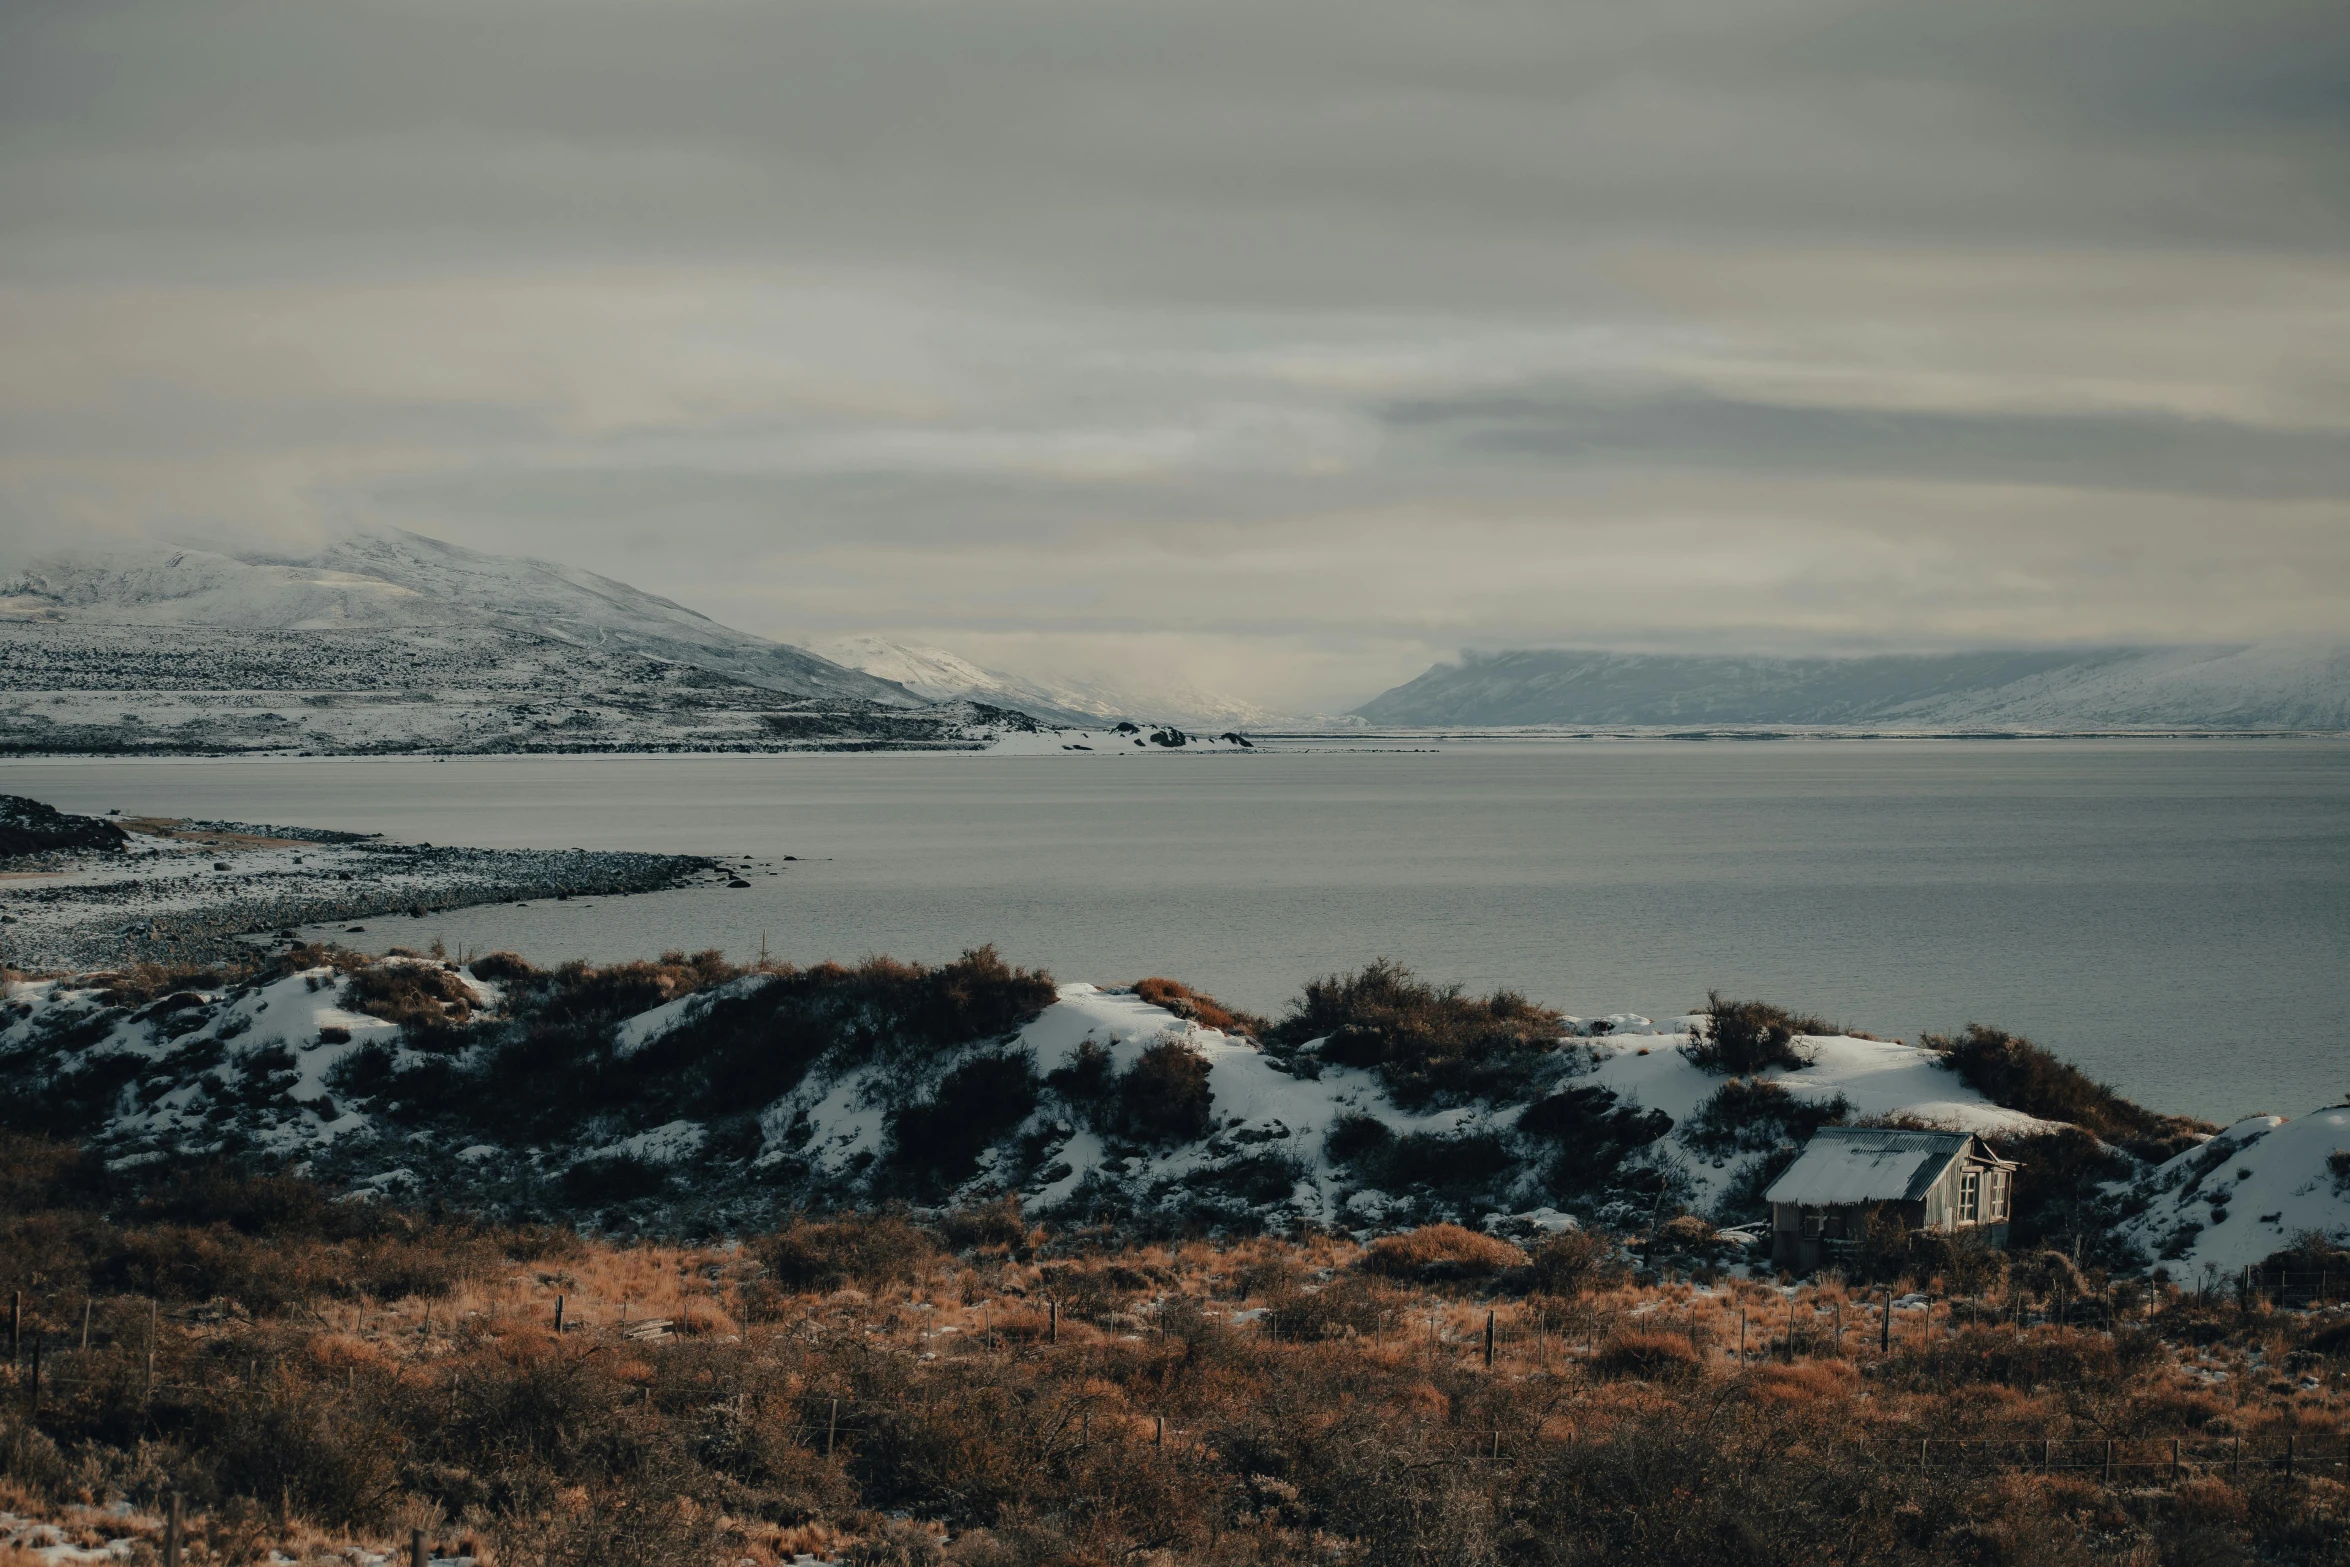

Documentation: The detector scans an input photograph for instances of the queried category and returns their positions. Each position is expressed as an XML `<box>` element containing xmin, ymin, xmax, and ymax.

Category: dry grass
<box><xmin>1358</xmin><ymin>1223</ymin><xmax>1527</xmax><ymax>1280</ymax></box>
<box><xmin>5</xmin><ymin>1160</ymin><xmax>2349</xmax><ymax>1567</ymax></box>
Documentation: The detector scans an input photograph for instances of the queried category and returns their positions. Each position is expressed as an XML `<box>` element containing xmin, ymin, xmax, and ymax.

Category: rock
<box><xmin>0</xmin><ymin>795</ymin><xmax>130</xmax><ymax>858</ymax></box>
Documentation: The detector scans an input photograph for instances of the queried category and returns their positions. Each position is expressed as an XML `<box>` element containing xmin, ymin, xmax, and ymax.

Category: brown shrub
<box><xmin>761</xmin><ymin>1213</ymin><xmax>937</xmax><ymax>1294</ymax></box>
<box><xmin>1358</xmin><ymin>1224</ymin><xmax>1526</xmax><ymax>1282</ymax></box>
<box><xmin>341</xmin><ymin>962</ymin><xmax>480</xmax><ymax>1035</ymax></box>
<box><xmin>1591</xmin><ymin>1329</ymin><xmax>1702</xmax><ymax>1382</ymax></box>
<box><xmin>1745</xmin><ymin>1359</ymin><xmax>1857</xmax><ymax>1404</ymax></box>
<box><xmin>1523</xmin><ymin>1229</ymin><xmax>1617</xmax><ymax>1298</ymax></box>
<box><xmin>1114</xmin><ymin>1040</ymin><xmax>1213</xmax><ymax>1145</ymax></box>
<box><xmin>1262</xmin><ymin>1273</ymin><xmax>1395</xmax><ymax>1341</ymax></box>
<box><xmin>935</xmin><ymin>1197</ymin><xmax>1028</xmax><ymax>1254</ymax></box>
<box><xmin>466</xmin><ymin>950</ymin><xmax>537</xmax><ymax>987</ymax></box>
<box><xmin>1923</xmin><ymin>1023</ymin><xmax>2215</xmax><ymax>1161</ymax></box>
<box><xmin>88</xmin><ymin>962</ymin><xmax>254</xmax><ymax>1008</ymax></box>
<box><xmin>1131</xmin><ymin>978</ymin><xmax>1266</xmax><ymax>1039</ymax></box>
<box><xmin>1267</xmin><ymin>959</ymin><xmax>1562</xmax><ymax>1108</ymax></box>
<box><xmin>1688</xmin><ymin>992</ymin><xmax>1827</xmax><ymax>1075</ymax></box>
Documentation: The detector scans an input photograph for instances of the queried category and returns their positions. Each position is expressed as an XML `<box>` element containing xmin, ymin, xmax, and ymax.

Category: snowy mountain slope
<box><xmin>1885</xmin><ymin>643</ymin><xmax>2350</xmax><ymax>731</ymax></box>
<box><xmin>5</xmin><ymin>532</ymin><xmax>921</xmax><ymax>706</ymax></box>
<box><xmin>0</xmin><ymin>622</ymin><xmax>997</xmax><ymax>757</ymax></box>
<box><xmin>5</xmin><ymin>960</ymin><xmax>2108</xmax><ymax>1244</ymax></box>
<box><xmin>2114</xmin><ymin>1106</ymin><xmax>2350</xmax><ymax>1273</ymax></box>
<box><xmin>0</xmin><ymin>532</ymin><xmax>1095</xmax><ymax>755</ymax></box>
<box><xmin>1355</xmin><ymin>645</ymin><xmax>2350</xmax><ymax>731</ymax></box>
<box><xmin>819</xmin><ymin>635</ymin><xmax>1280</xmax><ymax>729</ymax></box>
<box><xmin>814</xmin><ymin>636</ymin><xmax>1105</xmax><ymax>725</ymax></box>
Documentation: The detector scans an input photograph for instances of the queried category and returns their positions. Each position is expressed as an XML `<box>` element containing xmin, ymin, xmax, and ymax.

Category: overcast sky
<box><xmin>3</xmin><ymin>0</ymin><xmax>2345</xmax><ymax>709</ymax></box>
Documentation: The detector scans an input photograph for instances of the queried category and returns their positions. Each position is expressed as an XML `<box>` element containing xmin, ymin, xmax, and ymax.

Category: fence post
<box><xmin>80</xmin><ymin>1298</ymin><xmax>91</xmax><ymax>1353</ymax></box>
<box><xmin>1155</xmin><ymin>1414</ymin><xmax>1164</xmax><ymax>1449</ymax></box>
<box><xmin>1049</xmin><ymin>1299</ymin><xmax>1058</xmax><ymax>1346</ymax></box>
<box><xmin>827</xmin><ymin>1398</ymin><xmax>838</xmax><ymax>1459</ymax></box>
<box><xmin>1880</xmin><ymin>1292</ymin><xmax>1890</xmax><ymax>1355</ymax></box>
<box><xmin>1484</xmin><ymin>1310</ymin><xmax>1495</xmax><ymax>1369</ymax></box>
<box><xmin>553</xmin><ymin>1295</ymin><xmax>563</xmax><ymax>1335</ymax></box>
<box><xmin>145</xmin><ymin>1300</ymin><xmax>156</xmax><ymax>1400</ymax></box>
<box><xmin>410</xmin><ymin>1527</ymin><xmax>426</xmax><ymax>1567</ymax></box>
<box><xmin>163</xmin><ymin>1493</ymin><xmax>183</xmax><ymax>1567</ymax></box>
<box><xmin>2171</xmin><ymin>1438</ymin><xmax>2179</xmax><ymax>1481</ymax></box>
<box><xmin>2104</xmin><ymin>1439</ymin><xmax>2113</xmax><ymax>1484</ymax></box>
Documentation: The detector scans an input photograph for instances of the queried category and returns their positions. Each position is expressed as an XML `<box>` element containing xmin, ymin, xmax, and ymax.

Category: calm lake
<box><xmin>7</xmin><ymin>739</ymin><xmax>2345</xmax><ymax>1124</ymax></box>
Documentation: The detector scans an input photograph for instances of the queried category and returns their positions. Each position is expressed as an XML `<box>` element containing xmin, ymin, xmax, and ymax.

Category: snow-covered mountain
<box><xmin>1354</xmin><ymin>645</ymin><xmax>2350</xmax><ymax>731</ymax></box>
<box><xmin>0</xmin><ymin>532</ymin><xmax>1071</xmax><ymax>755</ymax></box>
<box><xmin>814</xmin><ymin>637</ymin><xmax>1105</xmax><ymax>726</ymax></box>
<box><xmin>818</xmin><ymin>635</ymin><xmax>1280</xmax><ymax>730</ymax></box>
<box><xmin>5</xmin><ymin>531</ymin><xmax>919</xmax><ymax>706</ymax></box>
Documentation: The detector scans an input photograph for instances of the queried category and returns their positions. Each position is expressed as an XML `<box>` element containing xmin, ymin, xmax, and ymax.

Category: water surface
<box><xmin>7</xmin><ymin>739</ymin><xmax>2343</xmax><ymax>1123</ymax></box>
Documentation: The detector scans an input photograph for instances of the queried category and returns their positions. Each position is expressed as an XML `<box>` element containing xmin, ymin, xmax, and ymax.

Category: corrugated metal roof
<box><xmin>1764</xmin><ymin>1127</ymin><xmax>1970</xmax><ymax>1206</ymax></box>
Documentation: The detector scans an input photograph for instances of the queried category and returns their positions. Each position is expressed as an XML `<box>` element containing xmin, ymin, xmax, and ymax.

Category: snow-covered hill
<box><xmin>815</xmin><ymin>636</ymin><xmax>1106</xmax><ymax>725</ymax></box>
<box><xmin>4</xmin><ymin>956</ymin><xmax>2143</xmax><ymax>1246</ymax></box>
<box><xmin>6</xmin><ymin>532</ymin><xmax>920</xmax><ymax>705</ymax></box>
<box><xmin>818</xmin><ymin>635</ymin><xmax>1280</xmax><ymax>730</ymax></box>
<box><xmin>0</xmin><ymin>533</ymin><xmax>1089</xmax><ymax>755</ymax></box>
<box><xmin>1355</xmin><ymin>645</ymin><xmax>2350</xmax><ymax>731</ymax></box>
<box><xmin>2114</xmin><ymin>1106</ymin><xmax>2350</xmax><ymax>1273</ymax></box>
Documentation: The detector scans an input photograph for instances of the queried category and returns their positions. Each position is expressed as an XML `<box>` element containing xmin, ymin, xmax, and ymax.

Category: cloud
<box><xmin>0</xmin><ymin>0</ymin><xmax>2344</xmax><ymax>708</ymax></box>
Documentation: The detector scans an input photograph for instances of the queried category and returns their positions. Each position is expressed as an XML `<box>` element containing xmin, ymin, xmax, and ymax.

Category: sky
<box><xmin>2</xmin><ymin>0</ymin><xmax>2345</xmax><ymax>712</ymax></box>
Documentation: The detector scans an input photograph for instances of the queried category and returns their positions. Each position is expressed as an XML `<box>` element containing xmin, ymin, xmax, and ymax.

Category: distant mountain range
<box><xmin>816</xmin><ymin>635</ymin><xmax>1279</xmax><ymax>731</ymax></box>
<box><xmin>1354</xmin><ymin>646</ymin><xmax>2350</xmax><ymax>731</ymax></box>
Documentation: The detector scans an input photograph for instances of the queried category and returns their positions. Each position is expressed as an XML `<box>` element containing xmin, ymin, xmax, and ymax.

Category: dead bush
<box><xmin>1358</xmin><ymin>1224</ymin><xmax>1526</xmax><ymax>1283</ymax></box>
<box><xmin>1267</xmin><ymin>960</ymin><xmax>1562</xmax><ymax>1109</ymax></box>
<box><xmin>1686</xmin><ymin>993</ymin><xmax>1826</xmax><ymax>1075</ymax></box>
<box><xmin>1523</xmin><ymin>1230</ymin><xmax>1618</xmax><ymax>1297</ymax></box>
<box><xmin>1131</xmin><ymin>978</ymin><xmax>1267</xmax><ymax>1039</ymax></box>
<box><xmin>1590</xmin><ymin>1329</ymin><xmax>1702</xmax><ymax>1382</ymax></box>
<box><xmin>1113</xmin><ymin>1040</ymin><xmax>1213</xmax><ymax>1146</ymax></box>
<box><xmin>760</xmin><ymin>1213</ymin><xmax>937</xmax><ymax>1294</ymax></box>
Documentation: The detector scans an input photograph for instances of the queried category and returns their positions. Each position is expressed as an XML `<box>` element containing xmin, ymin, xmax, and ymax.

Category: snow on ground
<box><xmin>2116</xmin><ymin>1105</ymin><xmax>2350</xmax><ymax>1273</ymax></box>
<box><xmin>12</xmin><ymin>951</ymin><xmax>2221</xmax><ymax>1246</ymax></box>
<box><xmin>612</xmin><ymin>973</ymin><xmax>777</xmax><ymax>1057</ymax></box>
<box><xmin>1003</xmin><ymin>984</ymin><xmax>1488</xmax><ymax>1224</ymax></box>
<box><xmin>1584</xmin><ymin>1028</ymin><xmax>2066</xmax><ymax>1136</ymax></box>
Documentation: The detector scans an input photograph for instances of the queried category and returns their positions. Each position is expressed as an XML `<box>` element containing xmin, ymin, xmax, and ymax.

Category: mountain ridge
<box><xmin>0</xmin><ymin>531</ymin><xmax>1054</xmax><ymax>755</ymax></box>
<box><xmin>1355</xmin><ymin>645</ymin><xmax>2350</xmax><ymax>730</ymax></box>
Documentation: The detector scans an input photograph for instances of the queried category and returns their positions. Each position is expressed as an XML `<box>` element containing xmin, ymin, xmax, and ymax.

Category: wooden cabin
<box><xmin>1764</xmin><ymin>1126</ymin><xmax>2017</xmax><ymax>1273</ymax></box>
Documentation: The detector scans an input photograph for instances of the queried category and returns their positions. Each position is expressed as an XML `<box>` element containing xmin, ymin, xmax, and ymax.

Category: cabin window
<box><xmin>1959</xmin><ymin>1170</ymin><xmax>1981</xmax><ymax>1223</ymax></box>
<box><xmin>1988</xmin><ymin>1168</ymin><xmax>2010</xmax><ymax>1221</ymax></box>
<box><xmin>1800</xmin><ymin>1208</ymin><xmax>1846</xmax><ymax>1240</ymax></box>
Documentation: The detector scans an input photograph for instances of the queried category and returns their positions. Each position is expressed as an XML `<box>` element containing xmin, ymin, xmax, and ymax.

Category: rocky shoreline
<box><xmin>0</xmin><ymin>797</ymin><xmax>718</xmax><ymax>971</ymax></box>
